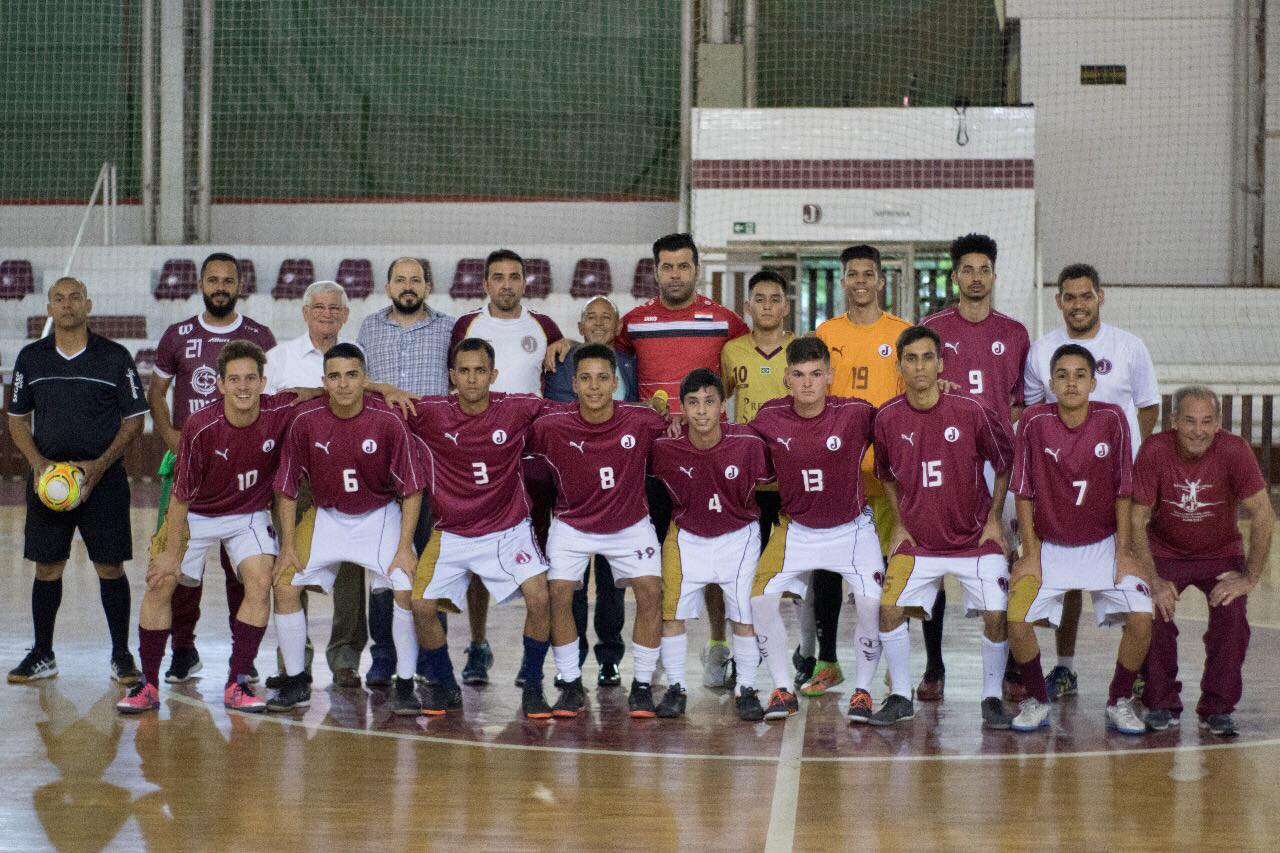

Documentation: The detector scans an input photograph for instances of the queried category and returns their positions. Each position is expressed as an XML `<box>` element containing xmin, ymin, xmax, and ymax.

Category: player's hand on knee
<box><xmin>146</xmin><ymin>551</ymin><xmax>181</xmax><ymax>589</ymax></box>
<box><xmin>1152</xmin><ymin>577</ymin><xmax>1179</xmax><ymax>621</ymax></box>
<box><xmin>1209</xmin><ymin>571</ymin><xmax>1254</xmax><ymax>608</ymax></box>
<box><xmin>390</xmin><ymin>546</ymin><xmax>417</xmax><ymax>585</ymax></box>
<box><xmin>273</xmin><ymin>549</ymin><xmax>299</xmax><ymax>585</ymax></box>
<box><xmin>1010</xmin><ymin>552</ymin><xmax>1041</xmax><ymax>585</ymax></box>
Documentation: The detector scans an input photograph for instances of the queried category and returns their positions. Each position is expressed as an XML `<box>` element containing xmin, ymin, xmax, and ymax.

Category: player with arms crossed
<box><xmin>118</xmin><ymin>342</ymin><xmax>293</xmax><ymax>713</ymax></box>
<box><xmin>1007</xmin><ymin>344</ymin><xmax>1152</xmax><ymax>734</ymax></box>
<box><xmin>651</xmin><ymin>368</ymin><xmax>773</xmax><ymax>721</ymax></box>
<box><xmin>869</xmin><ymin>326</ymin><xmax>1014</xmax><ymax>728</ymax></box>
<box><xmin>748</xmin><ymin>337</ymin><xmax>881</xmax><ymax>721</ymax></box>
<box><xmin>529</xmin><ymin>344</ymin><xmax>668</xmax><ymax>718</ymax></box>
<box><xmin>270</xmin><ymin>344</ymin><xmax>427</xmax><ymax>715</ymax></box>
<box><xmin>407</xmin><ymin>338</ymin><xmax>556</xmax><ymax>719</ymax></box>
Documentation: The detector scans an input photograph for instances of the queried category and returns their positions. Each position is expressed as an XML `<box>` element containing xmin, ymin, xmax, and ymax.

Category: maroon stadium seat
<box><xmin>0</xmin><ymin>260</ymin><xmax>35</xmax><ymax>300</ymax></box>
<box><xmin>336</xmin><ymin>258</ymin><xmax>374</xmax><ymax>299</ymax></box>
<box><xmin>632</xmin><ymin>258</ymin><xmax>658</xmax><ymax>299</ymax></box>
<box><xmin>570</xmin><ymin>258</ymin><xmax>612</xmax><ymax>298</ymax></box>
<box><xmin>450</xmin><ymin>258</ymin><xmax>486</xmax><ymax>300</ymax></box>
<box><xmin>524</xmin><ymin>258</ymin><xmax>552</xmax><ymax>298</ymax></box>
<box><xmin>273</xmin><ymin>259</ymin><xmax>315</xmax><ymax>299</ymax></box>
<box><xmin>155</xmin><ymin>259</ymin><xmax>198</xmax><ymax>300</ymax></box>
<box><xmin>237</xmin><ymin>258</ymin><xmax>257</xmax><ymax>295</ymax></box>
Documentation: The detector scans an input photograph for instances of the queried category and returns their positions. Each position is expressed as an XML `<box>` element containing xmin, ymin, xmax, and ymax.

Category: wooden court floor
<box><xmin>2</xmin><ymin>502</ymin><xmax>1278</xmax><ymax>851</ymax></box>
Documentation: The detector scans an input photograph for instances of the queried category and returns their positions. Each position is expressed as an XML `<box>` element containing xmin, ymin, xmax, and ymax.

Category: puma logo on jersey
<box><xmin>213</xmin><ymin>448</ymin><xmax>229</xmax><ymax>461</ymax></box>
<box><xmin>568</xmin><ymin>441</ymin><xmax>586</xmax><ymax>454</ymax></box>
<box><xmin>900</xmin><ymin>432</ymin><xmax>915</xmax><ymax>446</ymax></box>
<box><xmin>775</xmin><ymin>437</ymin><xmax>793</xmax><ymax>451</ymax></box>
<box><xmin>1043</xmin><ymin>447</ymin><xmax>1061</xmax><ymax>462</ymax></box>
<box><xmin>443</xmin><ymin>432</ymin><xmax>460</xmax><ymax>445</ymax></box>
<box><xmin>830</xmin><ymin>347</ymin><xmax>845</xmax><ymax>357</ymax></box>
<box><xmin>944</xmin><ymin>342</ymin><xmax>960</xmax><ymax>354</ymax></box>
<box><xmin>314</xmin><ymin>441</ymin><xmax>332</xmax><ymax>455</ymax></box>
<box><xmin>678</xmin><ymin>466</ymin><xmax>695</xmax><ymax>478</ymax></box>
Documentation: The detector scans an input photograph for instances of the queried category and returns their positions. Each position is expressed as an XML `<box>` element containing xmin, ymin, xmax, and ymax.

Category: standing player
<box><xmin>529</xmin><ymin>344</ymin><xmax>668</xmax><ymax>718</ymax></box>
<box><xmin>918</xmin><ymin>233</ymin><xmax>1030</xmax><ymax>700</ymax></box>
<box><xmin>117</xmin><ymin>342</ymin><xmax>292</xmax><ymax>713</ymax></box>
<box><xmin>148</xmin><ymin>252</ymin><xmax>276</xmax><ymax>684</ymax></box>
<box><xmin>6</xmin><ymin>277</ymin><xmax>147</xmax><ymax>684</ymax></box>
<box><xmin>1007</xmin><ymin>344</ymin><xmax>1152</xmax><ymax>734</ymax></box>
<box><xmin>1023</xmin><ymin>263</ymin><xmax>1158</xmax><ymax>699</ymax></box>
<box><xmin>406</xmin><ymin>338</ymin><xmax>555</xmax><ymax>719</ymax></box>
<box><xmin>269</xmin><ymin>344</ymin><xmax>426</xmax><ymax>715</ymax></box>
<box><xmin>651</xmin><ymin>369</ymin><xmax>773</xmax><ymax>721</ymax></box>
<box><xmin>748</xmin><ymin>337</ymin><xmax>881</xmax><ymax>721</ymax></box>
<box><xmin>868</xmin><ymin>326</ymin><xmax>1014</xmax><ymax>728</ymax></box>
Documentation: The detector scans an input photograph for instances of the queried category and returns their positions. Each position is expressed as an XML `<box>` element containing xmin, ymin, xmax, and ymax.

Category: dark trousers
<box><xmin>1142</xmin><ymin>555</ymin><xmax>1251</xmax><ymax>718</ymax></box>
<box><xmin>572</xmin><ymin>557</ymin><xmax>626</xmax><ymax>667</ymax></box>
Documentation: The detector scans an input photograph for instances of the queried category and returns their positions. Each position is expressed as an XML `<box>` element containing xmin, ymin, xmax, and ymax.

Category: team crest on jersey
<box><xmin>878</xmin><ymin>344</ymin><xmax>892</xmax><ymax>357</ymax></box>
<box><xmin>179</xmin><ymin>323</ymin><xmax>193</xmax><ymax>335</ymax></box>
<box><xmin>826</xmin><ymin>436</ymin><xmax>842</xmax><ymax>451</ymax></box>
<box><xmin>191</xmin><ymin>365</ymin><xmax>218</xmax><ymax>396</ymax></box>
<box><xmin>514</xmin><ymin>550</ymin><xmax>532</xmax><ymax>565</ymax></box>
<box><xmin>262</xmin><ymin>439</ymin><xmax>276</xmax><ymax>453</ymax></box>
<box><xmin>1094</xmin><ymin>442</ymin><xmax>1110</xmax><ymax>458</ymax></box>
<box><xmin>362</xmin><ymin>438</ymin><xmax>378</xmax><ymax>454</ymax></box>
<box><xmin>992</xmin><ymin>341</ymin><xmax>1006</xmax><ymax>355</ymax></box>
<box><xmin>492</xmin><ymin>429</ymin><xmax>507</xmax><ymax>445</ymax></box>
<box><xmin>1095</xmin><ymin>358</ymin><xmax>1113</xmax><ymax>375</ymax></box>
<box><xmin>620</xmin><ymin>434</ymin><xmax>636</xmax><ymax>449</ymax></box>
<box><xmin>944</xmin><ymin>426</ymin><xmax>960</xmax><ymax>443</ymax></box>
<box><xmin>724</xmin><ymin>465</ymin><xmax>739</xmax><ymax>479</ymax></box>
<box><xmin>521</xmin><ymin>335</ymin><xmax>537</xmax><ymax>353</ymax></box>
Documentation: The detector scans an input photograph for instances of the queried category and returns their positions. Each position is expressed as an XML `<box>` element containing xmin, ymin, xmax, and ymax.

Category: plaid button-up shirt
<box><xmin>357</xmin><ymin>305</ymin><xmax>456</xmax><ymax>396</ymax></box>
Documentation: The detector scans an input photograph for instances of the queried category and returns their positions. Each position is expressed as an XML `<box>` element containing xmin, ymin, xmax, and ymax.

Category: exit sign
<box><xmin>732</xmin><ymin>221</ymin><xmax>756</xmax><ymax>235</ymax></box>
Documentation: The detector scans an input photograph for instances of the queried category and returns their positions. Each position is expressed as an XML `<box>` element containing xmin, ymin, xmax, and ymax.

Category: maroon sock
<box><xmin>228</xmin><ymin>619</ymin><xmax>267</xmax><ymax>685</ymax></box>
<box><xmin>220</xmin><ymin>548</ymin><xmax>246</xmax><ymax>634</ymax></box>
<box><xmin>1019</xmin><ymin>653</ymin><xmax>1049</xmax><ymax>703</ymax></box>
<box><xmin>1108</xmin><ymin>661</ymin><xmax>1139</xmax><ymax>706</ymax></box>
<box><xmin>170</xmin><ymin>583</ymin><xmax>202</xmax><ymax>649</ymax></box>
<box><xmin>139</xmin><ymin>627</ymin><xmax>170</xmax><ymax>687</ymax></box>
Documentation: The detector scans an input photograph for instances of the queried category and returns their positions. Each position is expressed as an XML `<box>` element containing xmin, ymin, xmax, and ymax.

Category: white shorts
<box><xmin>546</xmin><ymin>517</ymin><xmax>662</xmax><ymax>587</ymax></box>
<box><xmin>662</xmin><ymin>523</ymin><xmax>760</xmax><ymax>623</ymax></box>
<box><xmin>753</xmin><ymin>510</ymin><xmax>883</xmax><ymax>599</ymax></box>
<box><xmin>288</xmin><ymin>504</ymin><xmax>410</xmax><ymax>593</ymax></box>
<box><xmin>179</xmin><ymin>510</ymin><xmax>278</xmax><ymax>584</ymax></box>
<box><xmin>1010</xmin><ymin>535</ymin><xmax>1153</xmax><ymax>627</ymax></box>
<box><xmin>413</xmin><ymin>520</ymin><xmax>547</xmax><ymax>608</ymax></box>
<box><xmin>984</xmin><ymin>460</ymin><xmax>1018</xmax><ymax>548</ymax></box>
<box><xmin>882</xmin><ymin>552</ymin><xmax>1008</xmax><ymax>616</ymax></box>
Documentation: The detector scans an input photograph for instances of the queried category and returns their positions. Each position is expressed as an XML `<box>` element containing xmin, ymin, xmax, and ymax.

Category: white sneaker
<box><xmin>701</xmin><ymin>643</ymin><xmax>731</xmax><ymax>688</ymax></box>
<box><xmin>1011</xmin><ymin>697</ymin><xmax>1051</xmax><ymax>731</ymax></box>
<box><xmin>1106</xmin><ymin>697</ymin><xmax>1146</xmax><ymax>735</ymax></box>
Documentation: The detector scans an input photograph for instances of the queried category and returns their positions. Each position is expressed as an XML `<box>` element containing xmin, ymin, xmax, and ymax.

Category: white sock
<box><xmin>1057</xmin><ymin>655</ymin><xmax>1075</xmax><ymax>671</ymax></box>
<box><xmin>879</xmin><ymin>623</ymin><xmax>911</xmax><ymax>699</ymax></box>
<box><xmin>632</xmin><ymin>643</ymin><xmax>659</xmax><ymax>684</ymax></box>
<box><xmin>852</xmin><ymin>593</ymin><xmax>883</xmax><ymax>693</ymax></box>
<box><xmin>750</xmin><ymin>594</ymin><xmax>791</xmax><ymax>690</ymax></box>
<box><xmin>275</xmin><ymin>610</ymin><xmax>307</xmax><ymax>676</ymax></box>
<box><xmin>797</xmin><ymin>586</ymin><xmax>817</xmax><ymax>658</ymax></box>
<box><xmin>552</xmin><ymin>642</ymin><xmax>581</xmax><ymax>683</ymax></box>
<box><xmin>392</xmin><ymin>604</ymin><xmax>417</xmax><ymax>681</ymax></box>
<box><xmin>732</xmin><ymin>633</ymin><xmax>760</xmax><ymax>694</ymax></box>
<box><xmin>660</xmin><ymin>633</ymin><xmax>688</xmax><ymax>687</ymax></box>
<box><xmin>982</xmin><ymin>636</ymin><xmax>1009</xmax><ymax>700</ymax></box>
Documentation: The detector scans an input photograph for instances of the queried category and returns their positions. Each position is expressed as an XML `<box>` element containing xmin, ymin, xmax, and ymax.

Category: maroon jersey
<box><xmin>749</xmin><ymin>396</ymin><xmax>875</xmax><ymax>529</ymax></box>
<box><xmin>173</xmin><ymin>393</ymin><xmax>297</xmax><ymax>515</ymax></box>
<box><xmin>651</xmin><ymin>424</ymin><xmax>774</xmax><ymax>538</ymax></box>
<box><xmin>274</xmin><ymin>395</ymin><xmax>426</xmax><ymax>514</ymax></box>
<box><xmin>921</xmin><ymin>307</ymin><xmax>1030</xmax><ymax>421</ymax></box>
<box><xmin>1012</xmin><ymin>402</ymin><xmax>1133</xmax><ymax>546</ymax></box>
<box><xmin>154</xmin><ymin>314</ymin><xmax>277</xmax><ymax>428</ymax></box>
<box><xmin>529</xmin><ymin>403</ymin><xmax>666</xmax><ymax>534</ymax></box>
<box><xmin>873</xmin><ymin>393</ymin><xmax>1013</xmax><ymax>557</ymax></box>
<box><xmin>408</xmin><ymin>392</ymin><xmax>552</xmax><ymax>537</ymax></box>
<box><xmin>1133</xmin><ymin>430</ymin><xmax>1266</xmax><ymax>560</ymax></box>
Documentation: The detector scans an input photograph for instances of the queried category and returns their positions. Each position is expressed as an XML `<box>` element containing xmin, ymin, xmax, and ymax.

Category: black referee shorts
<box><xmin>24</xmin><ymin>463</ymin><xmax>133</xmax><ymax>566</ymax></box>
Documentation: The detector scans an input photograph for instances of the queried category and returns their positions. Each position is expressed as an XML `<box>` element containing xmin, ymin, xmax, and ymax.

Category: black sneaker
<box><xmin>628</xmin><ymin>679</ymin><xmax>656</xmax><ymax>718</ymax></box>
<box><xmin>460</xmin><ymin>641</ymin><xmax>493</xmax><ymax>685</ymax></box>
<box><xmin>1200</xmin><ymin>713</ymin><xmax>1238</xmax><ymax>737</ymax></box>
<box><xmin>266</xmin><ymin>670</ymin><xmax>311</xmax><ymax>689</ymax></box>
<box><xmin>981</xmin><ymin>696</ymin><xmax>1012</xmax><ymax>730</ymax></box>
<box><xmin>521</xmin><ymin>682</ymin><xmax>553</xmax><ymax>719</ymax></box>
<box><xmin>867</xmin><ymin>693</ymin><xmax>915</xmax><ymax>727</ymax></box>
<box><xmin>735</xmin><ymin>687</ymin><xmax>765</xmax><ymax>721</ymax></box>
<box><xmin>791</xmin><ymin>646</ymin><xmax>816</xmax><ymax>687</ymax></box>
<box><xmin>656</xmin><ymin>684</ymin><xmax>687</xmax><ymax>718</ymax></box>
<box><xmin>392</xmin><ymin>677</ymin><xmax>421</xmax><ymax>716</ymax></box>
<box><xmin>420</xmin><ymin>681</ymin><xmax>463</xmax><ymax>716</ymax></box>
<box><xmin>552</xmin><ymin>677</ymin><xmax>587</xmax><ymax>718</ymax></box>
<box><xmin>1144</xmin><ymin>707</ymin><xmax>1175</xmax><ymax>732</ymax></box>
<box><xmin>8</xmin><ymin>648</ymin><xmax>57</xmax><ymax>683</ymax></box>
<box><xmin>165</xmin><ymin>647</ymin><xmax>202</xmax><ymax>684</ymax></box>
<box><xmin>266</xmin><ymin>675</ymin><xmax>311</xmax><ymax>712</ymax></box>
<box><xmin>111</xmin><ymin>652</ymin><xmax>142</xmax><ymax>686</ymax></box>
<box><xmin>598</xmin><ymin>661</ymin><xmax>622</xmax><ymax>687</ymax></box>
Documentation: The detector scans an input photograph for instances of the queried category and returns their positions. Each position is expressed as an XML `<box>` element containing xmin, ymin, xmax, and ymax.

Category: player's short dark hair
<box><xmin>652</xmin><ymin>232</ymin><xmax>699</xmax><ymax>267</ymax></box>
<box><xmin>679</xmin><ymin>368</ymin><xmax>724</xmax><ymax>403</ymax></box>
<box><xmin>748</xmin><ymin>270</ymin><xmax>789</xmax><ymax>294</ymax></box>
<box><xmin>452</xmin><ymin>337</ymin><xmax>495</xmax><ymax>368</ymax></box>
<box><xmin>839</xmin><ymin>244</ymin><xmax>882</xmax><ymax>277</ymax></box>
<box><xmin>1050</xmin><ymin>343</ymin><xmax>1096</xmax><ymax>376</ymax></box>
<box><xmin>786</xmin><ymin>336</ymin><xmax>829</xmax><ymax>366</ymax></box>
<box><xmin>323</xmin><ymin>342</ymin><xmax>367</xmax><ymax>371</ymax></box>
<box><xmin>200</xmin><ymin>252</ymin><xmax>239</xmax><ymax>280</ymax></box>
<box><xmin>950</xmin><ymin>233</ymin><xmax>997</xmax><ymax>268</ymax></box>
<box><xmin>217</xmin><ymin>340</ymin><xmax>266</xmax><ymax>377</ymax></box>
<box><xmin>573</xmin><ymin>342</ymin><xmax>617</xmax><ymax>373</ymax></box>
<box><xmin>485</xmin><ymin>249</ymin><xmax>524</xmax><ymax>278</ymax></box>
<box><xmin>1056</xmin><ymin>263</ymin><xmax>1101</xmax><ymax>292</ymax></box>
<box><xmin>386</xmin><ymin>257</ymin><xmax>428</xmax><ymax>283</ymax></box>
<box><xmin>896</xmin><ymin>325</ymin><xmax>941</xmax><ymax>360</ymax></box>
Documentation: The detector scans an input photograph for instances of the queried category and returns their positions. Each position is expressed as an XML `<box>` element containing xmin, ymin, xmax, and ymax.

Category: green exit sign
<box><xmin>732</xmin><ymin>221</ymin><xmax>756</xmax><ymax>235</ymax></box>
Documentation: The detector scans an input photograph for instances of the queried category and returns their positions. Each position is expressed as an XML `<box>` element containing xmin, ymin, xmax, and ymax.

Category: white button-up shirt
<box><xmin>263</xmin><ymin>334</ymin><xmax>335</xmax><ymax>394</ymax></box>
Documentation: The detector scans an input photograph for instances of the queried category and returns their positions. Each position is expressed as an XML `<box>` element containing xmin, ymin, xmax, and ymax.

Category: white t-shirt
<box><xmin>264</xmin><ymin>334</ymin><xmax>352</xmax><ymax>394</ymax></box>
<box><xmin>1023</xmin><ymin>322</ymin><xmax>1159</xmax><ymax>458</ymax></box>
<box><xmin>453</xmin><ymin>305</ymin><xmax>562</xmax><ymax>396</ymax></box>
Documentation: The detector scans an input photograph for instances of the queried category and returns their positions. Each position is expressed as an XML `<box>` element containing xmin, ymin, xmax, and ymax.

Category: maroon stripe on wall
<box><xmin>693</xmin><ymin>158</ymin><xmax>1033</xmax><ymax>189</ymax></box>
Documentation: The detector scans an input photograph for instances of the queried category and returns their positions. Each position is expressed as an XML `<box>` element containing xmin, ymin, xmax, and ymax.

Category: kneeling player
<box><xmin>1007</xmin><ymin>344</ymin><xmax>1152</xmax><ymax>734</ymax></box>
<box><xmin>270</xmin><ymin>344</ymin><xmax>426</xmax><ymax>714</ymax></box>
<box><xmin>869</xmin><ymin>326</ymin><xmax>1014</xmax><ymax>728</ymax></box>
<box><xmin>407</xmin><ymin>339</ymin><xmax>555</xmax><ymax>719</ymax></box>
<box><xmin>118</xmin><ymin>341</ymin><xmax>293</xmax><ymax>713</ymax></box>
<box><xmin>651</xmin><ymin>369</ymin><xmax>773</xmax><ymax>721</ymax></box>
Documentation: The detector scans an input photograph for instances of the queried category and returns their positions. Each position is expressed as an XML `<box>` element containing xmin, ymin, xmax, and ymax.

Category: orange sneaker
<box><xmin>846</xmin><ymin>688</ymin><xmax>874</xmax><ymax>723</ymax></box>
<box><xmin>764</xmin><ymin>688</ymin><xmax>799</xmax><ymax>721</ymax></box>
<box><xmin>800</xmin><ymin>661</ymin><xmax>844</xmax><ymax>697</ymax></box>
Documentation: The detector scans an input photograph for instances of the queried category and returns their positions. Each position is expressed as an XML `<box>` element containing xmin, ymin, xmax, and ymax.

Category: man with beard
<box><xmin>148</xmin><ymin>252</ymin><xmax>276</xmax><ymax>685</ymax></box>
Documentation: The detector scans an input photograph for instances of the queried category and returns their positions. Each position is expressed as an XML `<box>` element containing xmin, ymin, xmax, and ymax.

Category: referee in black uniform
<box><xmin>6</xmin><ymin>277</ymin><xmax>148</xmax><ymax>684</ymax></box>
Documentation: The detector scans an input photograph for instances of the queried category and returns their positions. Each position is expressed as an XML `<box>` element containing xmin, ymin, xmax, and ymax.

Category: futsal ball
<box><xmin>38</xmin><ymin>463</ymin><xmax>85</xmax><ymax>512</ymax></box>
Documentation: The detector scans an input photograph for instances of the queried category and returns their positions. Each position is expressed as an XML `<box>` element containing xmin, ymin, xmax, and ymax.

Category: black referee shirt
<box><xmin>8</xmin><ymin>332</ymin><xmax>149</xmax><ymax>462</ymax></box>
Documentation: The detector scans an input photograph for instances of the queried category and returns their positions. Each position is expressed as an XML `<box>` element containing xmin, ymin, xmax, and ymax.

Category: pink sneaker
<box><xmin>223</xmin><ymin>681</ymin><xmax>267</xmax><ymax>713</ymax></box>
<box><xmin>116</xmin><ymin>682</ymin><xmax>160</xmax><ymax>714</ymax></box>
